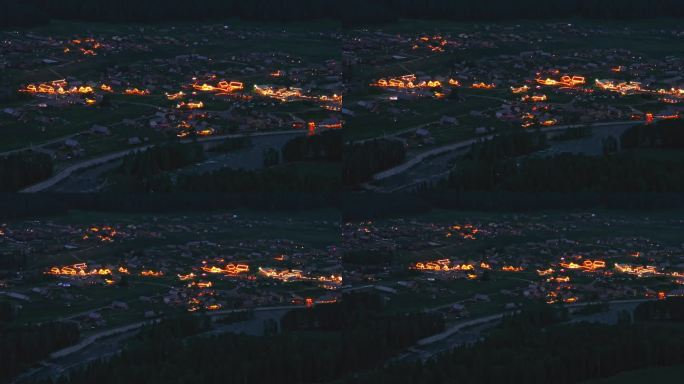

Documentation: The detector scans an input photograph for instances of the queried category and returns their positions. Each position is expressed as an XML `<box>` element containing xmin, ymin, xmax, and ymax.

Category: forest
<box><xmin>445</xmin><ymin>152</ymin><xmax>684</xmax><ymax>193</ymax></box>
<box><xmin>343</xmin><ymin>138</ymin><xmax>406</xmax><ymax>186</ymax></box>
<box><xmin>282</xmin><ymin>130</ymin><xmax>342</xmax><ymax>163</ymax></box>
<box><xmin>440</xmin><ymin>126</ymin><xmax>684</xmax><ymax>193</ymax></box>
<box><xmin>173</xmin><ymin>165</ymin><xmax>341</xmax><ymax>193</ymax></box>
<box><xmin>0</xmin><ymin>151</ymin><xmax>53</xmax><ymax>192</ymax></box>
<box><xmin>347</xmin><ymin>300</ymin><xmax>684</xmax><ymax>384</ymax></box>
<box><xmin>112</xmin><ymin>142</ymin><xmax>205</xmax><ymax>192</ymax></box>
<box><xmin>51</xmin><ymin>292</ymin><xmax>444</xmax><ymax>384</ymax></box>
<box><xmin>0</xmin><ymin>320</ymin><xmax>80</xmax><ymax>381</ymax></box>
<box><xmin>621</xmin><ymin>120</ymin><xmax>684</xmax><ymax>149</ymax></box>
<box><xmin>634</xmin><ymin>297</ymin><xmax>684</xmax><ymax>321</ymax></box>
<box><xmin>42</xmin><ymin>299</ymin><xmax>684</xmax><ymax>384</ymax></box>
<box><xmin>0</xmin><ymin>193</ymin><xmax>340</xmax><ymax>221</ymax></box>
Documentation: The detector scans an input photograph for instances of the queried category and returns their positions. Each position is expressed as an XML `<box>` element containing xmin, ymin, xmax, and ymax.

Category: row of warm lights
<box><xmin>412</xmin><ymin>259</ymin><xmax>520</xmax><ymax>272</ymax></box>
<box><xmin>371</xmin><ymin>74</ymin><xmax>444</xmax><ymax>89</ymax></box>
<box><xmin>501</xmin><ymin>265</ymin><xmax>524</xmax><ymax>272</ymax></box>
<box><xmin>559</xmin><ymin>259</ymin><xmax>606</xmax><ymax>271</ymax></box>
<box><xmin>192</xmin><ymin>80</ymin><xmax>245</xmax><ymax>94</ymax></box>
<box><xmin>47</xmin><ymin>263</ymin><xmax>131</xmax><ymax>277</ymax></box>
<box><xmin>20</xmin><ymin>80</ymin><xmax>150</xmax><ymax>98</ymax></box>
<box><xmin>471</xmin><ymin>82</ymin><xmax>496</xmax><ymax>89</ymax></box>
<box><xmin>187</xmin><ymin>303</ymin><xmax>222</xmax><ymax>312</ymax></box>
<box><xmin>597</xmin><ymin>79</ymin><xmax>684</xmax><ymax>99</ymax></box>
<box><xmin>21</xmin><ymin>78</ymin><xmax>342</xmax><ymax>112</ymax></box>
<box><xmin>614</xmin><ymin>263</ymin><xmax>658</xmax><ymax>277</ymax></box>
<box><xmin>201</xmin><ymin>263</ymin><xmax>250</xmax><ymax>276</ymax></box>
<box><xmin>47</xmin><ymin>262</ymin><xmax>111</xmax><ymax>276</ymax></box>
<box><xmin>140</xmin><ymin>270</ymin><xmax>164</xmax><ymax>277</ymax></box>
<box><xmin>254</xmin><ymin>84</ymin><xmax>306</xmax><ymax>101</ymax></box>
<box><xmin>511</xmin><ymin>85</ymin><xmax>530</xmax><ymax>94</ymax></box>
<box><xmin>521</xmin><ymin>94</ymin><xmax>548</xmax><ymax>102</ymax></box>
<box><xmin>547</xmin><ymin>276</ymin><xmax>571</xmax><ymax>283</ymax></box>
<box><xmin>20</xmin><ymin>80</ymin><xmax>94</xmax><ymax>95</ymax></box>
<box><xmin>257</xmin><ymin>267</ymin><xmax>342</xmax><ymax>285</ymax></box>
<box><xmin>48</xmin><ymin>261</ymin><xmax>340</xmax><ymax>288</ymax></box>
<box><xmin>189</xmin><ymin>79</ymin><xmax>340</xmax><ymax>109</ymax></box>
<box><xmin>413</xmin><ymin>259</ymin><xmax>474</xmax><ymax>272</ymax></box>
<box><xmin>176</xmin><ymin>101</ymin><xmax>204</xmax><ymax>110</ymax></box>
<box><xmin>253</xmin><ymin>85</ymin><xmax>342</xmax><ymax>110</ymax></box>
<box><xmin>536</xmin><ymin>75</ymin><xmax>586</xmax><ymax>87</ymax></box>
<box><xmin>545</xmin><ymin>291</ymin><xmax>578</xmax><ymax>305</ymax></box>
<box><xmin>187</xmin><ymin>281</ymin><xmax>213</xmax><ymax>288</ymax></box>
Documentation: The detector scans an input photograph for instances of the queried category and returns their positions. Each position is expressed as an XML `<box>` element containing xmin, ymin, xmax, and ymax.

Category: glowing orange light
<box><xmin>536</xmin><ymin>75</ymin><xmax>585</xmax><ymax>87</ymax></box>
<box><xmin>141</xmin><ymin>270</ymin><xmax>163</xmax><ymax>277</ymax></box>
<box><xmin>124</xmin><ymin>88</ymin><xmax>150</xmax><ymax>96</ymax></box>
<box><xmin>178</xmin><ymin>273</ymin><xmax>196</xmax><ymax>281</ymax></box>
<box><xmin>176</xmin><ymin>101</ymin><xmax>204</xmax><ymax>110</ymax></box>
<box><xmin>471</xmin><ymin>82</ymin><xmax>496</xmax><ymax>89</ymax></box>
<box><xmin>511</xmin><ymin>85</ymin><xmax>530</xmax><ymax>94</ymax></box>
<box><xmin>522</xmin><ymin>94</ymin><xmax>548</xmax><ymax>102</ymax></box>
<box><xmin>166</xmin><ymin>91</ymin><xmax>185</xmax><ymax>100</ymax></box>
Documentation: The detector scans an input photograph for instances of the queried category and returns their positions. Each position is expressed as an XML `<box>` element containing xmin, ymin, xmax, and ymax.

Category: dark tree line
<box><xmin>622</xmin><ymin>120</ymin><xmax>684</xmax><ymax>149</ymax></box>
<box><xmin>0</xmin><ymin>321</ymin><xmax>80</xmax><ymax>381</ymax></box>
<box><xmin>446</xmin><ymin>152</ymin><xmax>684</xmax><ymax>193</ymax></box>
<box><xmin>634</xmin><ymin>297</ymin><xmax>684</xmax><ymax>322</ymax></box>
<box><xmin>174</xmin><ymin>165</ymin><xmax>341</xmax><ymax>193</ymax></box>
<box><xmin>113</xmin><ymin>142</ymin><xmax>204</xmax><ymax>192</ymax></box>
<box><xmin>343</xmin><ymin>138</ymin><xmax>406</xmax><ymax>186</ymax></box>
<box><xmin>0</xmin><ymin>151</ymin><xmax>53</xmax><ymax>192</ymax></box>
<box><xmin>282</xmin><ymin>130</ymin><xmax>342</xmax><ymax>163</ymax></box>
<box><xmin>348</xmin><ymin>304</ymin><xmax>684</xmax><ymax>384</ymax></box>
<box><xmin>467</xmin><ymin>130</ymin><xmax>547</xmax><ymax>163</ymax></box>
<box><xmin>0</xmin><ymin>193</ymin><xmax>339</xmax><ymax>220</ymax></box>
<box><xmin>282</xmin><ymin>292</ymin><xmax>444</xmax><ymax>349</ymax></box>
<box><xmin>119</xmin><ymin>142</ymin><xmax>204</xmax><ymax>178</ymax></box>
<box><xmin>51</xmin><ymin>292</ymin><xmax>443</xmax><ymax>384</ymax></box>
<box><xmin>439</xmin><ymin>129</ymin><xmax>684</xmax><ymax>193</ymax></box>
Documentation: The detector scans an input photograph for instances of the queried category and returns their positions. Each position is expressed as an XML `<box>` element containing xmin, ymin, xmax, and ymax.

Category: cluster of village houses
<box><xmin>343</xmin><ymin>23</ymin><xmax>683</xmax><ymax>149</ymax></box>
<box><xmin>0</xmin><ymin>214</ymin><xmax>341</xmax><ymax>330</ymax></box>
<box><xmin>343</xmin><ymin>213</ymin><xmax>684</xmax><ymax>318</ymax></box>
<box><xmin>1</xmin><ymin>25</ymin><xmax>342</xmax><ymax>163</ymax></box>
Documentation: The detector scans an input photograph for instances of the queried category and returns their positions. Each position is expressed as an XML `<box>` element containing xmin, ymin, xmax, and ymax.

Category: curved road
<box><xmin>395</xmin><ymin>298</ymin><xmax>654</xmax><ymax>363</ymax></box>
<box><xmin>364</xmin><ymin>120</ymin><xmax>639</xmax><ymax>192</ymax></box>
<box><xmin>11</xmin><ymin>304</ymin><xmax>306</xmax><ymax>384</ymax></box>
<box><xmin>20</xmin><ymin>130</ymin><xmax>305</xmax><ymax>193</ymax></box>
